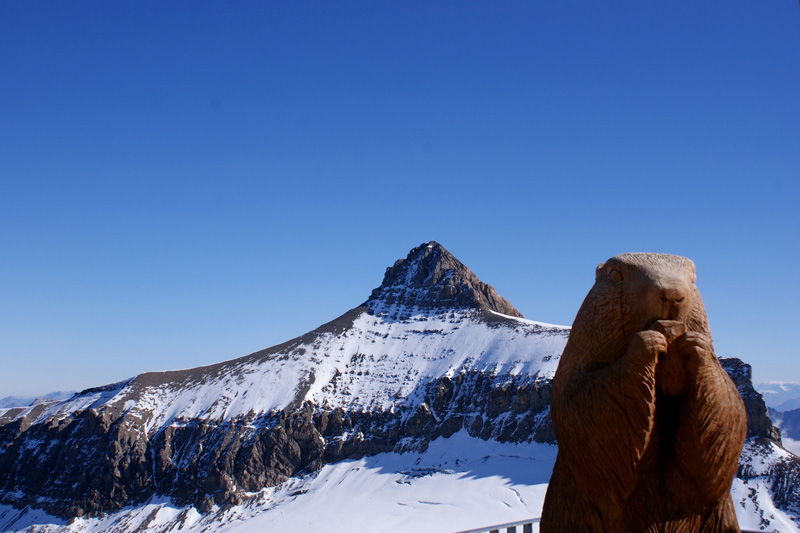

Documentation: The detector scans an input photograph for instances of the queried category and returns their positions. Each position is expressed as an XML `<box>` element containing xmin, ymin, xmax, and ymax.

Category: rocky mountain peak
<box><xmin>720</xmin><ymin>358</ymin><xmax>782</xmax><ymax>442</ymax></box>
<box><xmin>364</xmin><ymin>241</ymin><xmax>523</xmax><ymax>318</ymax></box>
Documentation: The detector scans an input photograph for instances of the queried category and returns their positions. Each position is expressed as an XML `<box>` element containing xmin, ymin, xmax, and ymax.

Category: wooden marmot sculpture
<box><xmin>541</xmin><ymin>253</ymin><xmax>747</xmax><ymax>532</ymax></box>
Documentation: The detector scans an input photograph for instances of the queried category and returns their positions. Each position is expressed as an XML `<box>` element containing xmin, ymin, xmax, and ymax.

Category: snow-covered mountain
<box><xmin>0</xmin><ymin>242</ymin><xmax>566</xmax><ymax>525</ymax></box>
<box><xmin>1</xmin><ymin>242</ymin><xmax>798</xmax><ymax>532</ymax></box>
<box><xmin>722</xmin><ymin>360</ymin><xmax>800</xmax><ymax>531</ymax></box>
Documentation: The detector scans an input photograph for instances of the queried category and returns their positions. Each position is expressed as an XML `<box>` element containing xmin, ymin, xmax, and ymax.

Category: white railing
<box><xmin>453</xmin><ymin>518</ymin><xmax>764</xmax><ymax>533</ymax></box>
<box><xmin>454</xmin><ymin>518</ymin><xmax>538</xmax><ymax>533</ymax></box>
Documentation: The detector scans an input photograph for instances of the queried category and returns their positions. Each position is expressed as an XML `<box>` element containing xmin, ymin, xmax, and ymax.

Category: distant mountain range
<box><xmin>0</xmin><ymin>391</ymin><xmax>75</xmax><ymax>409</ymax></box>
<box><xmin>759</xmin><ymin>382</ymin><xmax>800</xmax><ymax>412</ymax></box>
<box><xmin>1</xmin><ymin>242</ymin><xmax>798</xmax><ymax>532</ymax></box>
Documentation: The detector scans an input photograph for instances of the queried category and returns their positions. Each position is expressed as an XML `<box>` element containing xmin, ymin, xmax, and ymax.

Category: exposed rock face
<box><xmin>365</xmin><ymin>242</ymin><xmax>522</xmax><ymax>318</ymax></box>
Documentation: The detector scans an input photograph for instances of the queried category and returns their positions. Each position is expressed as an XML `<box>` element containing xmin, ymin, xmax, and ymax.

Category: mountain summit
<box><xmin>365</xmin><ymin>241</ymin><xmax>522</xmax><ymax>318</ymax></box>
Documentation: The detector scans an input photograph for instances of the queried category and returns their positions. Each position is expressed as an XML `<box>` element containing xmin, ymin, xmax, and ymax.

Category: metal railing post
<box><xmin>454</xmin><ymin>518</ymin><xmax>539</xmax><ymax>533</ymax></box>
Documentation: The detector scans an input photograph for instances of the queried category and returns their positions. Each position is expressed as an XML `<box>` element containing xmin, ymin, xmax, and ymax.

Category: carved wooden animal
<box><xmin>541</xmin><ymin>253</ymin><xmax>747</xmax><ymax>532</ymax></box>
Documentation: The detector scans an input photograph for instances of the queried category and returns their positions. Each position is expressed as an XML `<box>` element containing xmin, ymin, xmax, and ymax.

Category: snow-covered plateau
<box><xmin>2</xmin><ymin>434</ymin><xmax>798</xmax><ymax>533</ymax></box>
<box><xmin>1</xmin><ymin>242</ymin><xmax>798</xmax><ymax>532</ymax></box>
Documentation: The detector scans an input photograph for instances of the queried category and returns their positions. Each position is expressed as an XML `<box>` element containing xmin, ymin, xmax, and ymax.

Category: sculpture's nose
<box><xmin>660</xmin><ymin>286</ymin><xmax>688</xmax><ymax>320</ymax></box>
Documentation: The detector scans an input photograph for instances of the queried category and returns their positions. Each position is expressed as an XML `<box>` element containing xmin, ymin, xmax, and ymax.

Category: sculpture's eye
<box><xmin>609</xmin><ymin>269</ymin><xmax>623</xmax><ymax>282</ymax></box>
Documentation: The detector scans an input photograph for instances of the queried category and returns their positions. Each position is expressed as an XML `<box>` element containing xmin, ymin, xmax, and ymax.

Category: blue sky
<box><xmin>1</xmin><ymin>1</ymin><xmax>798</xmax><ymax>396</ymax></box>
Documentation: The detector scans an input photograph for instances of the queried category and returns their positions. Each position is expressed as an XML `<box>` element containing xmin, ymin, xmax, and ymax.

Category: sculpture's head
<box><xmin>595</xmin><ymin>253</ymin><xmax>699</xmax><ymax>335</ymax></box>
<box><xmin>563</xmin><ymin>252</ymin><xmax>710</xmax><ymax>368</ymax></box>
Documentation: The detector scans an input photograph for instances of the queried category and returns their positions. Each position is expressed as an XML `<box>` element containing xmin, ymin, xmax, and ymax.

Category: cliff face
<box><xmin>720</xmin><ymin>357</ymin><xmax>782</xmax><ymax>442</ymax></box>
<box><xmin>0</xmin><ymin>367</ymin><xmax>557</xmax><ymax>517</ymax></box>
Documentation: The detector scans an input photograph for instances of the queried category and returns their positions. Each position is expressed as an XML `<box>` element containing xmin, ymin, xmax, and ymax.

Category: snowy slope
<box><xmin>734</xmin><ymin>439</ymin><xmax>800</xmax><ymax>532</ymax></box>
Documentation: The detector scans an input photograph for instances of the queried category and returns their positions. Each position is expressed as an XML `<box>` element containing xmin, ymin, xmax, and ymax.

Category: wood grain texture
<box><xmin>541</xmin><ymin>253</ymin><xmax>747</xmax><ymax>533</ymax></box>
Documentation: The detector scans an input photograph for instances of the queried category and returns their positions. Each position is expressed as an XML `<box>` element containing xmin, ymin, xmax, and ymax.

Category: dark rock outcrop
<box><xmin>365</xmin><ymin>242</ymin><xmax>522</xmax><ymax>318</ymax></box>
<box><xmin>720</xmin><ymin>357</ymin><xmax>782</xmax><ymax>441</ymax></box>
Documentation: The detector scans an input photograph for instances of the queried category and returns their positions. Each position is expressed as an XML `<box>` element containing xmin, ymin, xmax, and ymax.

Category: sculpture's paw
<box><xmin>674</xmin><ymin>331</ymin><xmax>713</xmax><ymax>374</ymax></box>
<box><xmin>630</xmin><ymin>330</ymin><xmax>668</xmax><ymax>362</ymax></box>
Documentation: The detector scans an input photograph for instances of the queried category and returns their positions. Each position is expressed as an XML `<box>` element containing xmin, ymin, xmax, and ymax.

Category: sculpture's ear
<box><xmin>595</xmin><ymin>262</ymin><xmax>605</xmax><ymax>280</ymax></box>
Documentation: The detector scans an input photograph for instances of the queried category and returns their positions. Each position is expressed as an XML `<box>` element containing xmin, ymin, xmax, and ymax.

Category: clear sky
<box><xmin>1</xmin><ymin>1</ymin><xmax>798</xmax><ymax>397</ymax></box>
